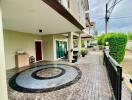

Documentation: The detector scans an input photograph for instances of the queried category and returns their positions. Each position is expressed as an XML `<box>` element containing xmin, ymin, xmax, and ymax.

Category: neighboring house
<box><xmin>0</xmin><ymin>0</ymin><xmax>92</xmax><ymax>99</ymax></box>
<box><xmin>81</xmin><ymin>34</ymin><xmax>93</xmax><ymax>48</ymax></box>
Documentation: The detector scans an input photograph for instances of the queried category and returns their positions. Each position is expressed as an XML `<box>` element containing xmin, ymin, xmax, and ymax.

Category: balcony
<box><xmin>42</xmin><ymin>0</ymin><xmax>84</xmax><ymax>30</ymax></box>
<box><xmin>57</xmin><ymin>0</ymin><xmax>88</xmax><ymax>28</ymax></box>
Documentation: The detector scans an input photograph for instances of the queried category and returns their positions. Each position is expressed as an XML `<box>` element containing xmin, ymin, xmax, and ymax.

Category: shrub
<box><xmin>103</xmin><ymin>33</ymin><xmax>128</xmax><ymax>63</ymax></box>
<box><xmin>81</xmin><ymin>41</ymin><xmax>85</xmax><ymax>48</ymax></box>
<box><xmin>97</xmin><ymin>34</ymin><xmax>105</xmax><ymax>45</ymax></box>
<box><xmin>98</xmin><ymin>45</ymin><xmax>103</xmax><ymax>50</ymax></box>
<box><xmin>81</xmin><ymin>48</ymin><xmax>88</xmax><ymax>55</ymax></box>
<box><xmin>128</xmin><ymin>32</ymin><xmax>132</xmax><ymax>40</ymax></box>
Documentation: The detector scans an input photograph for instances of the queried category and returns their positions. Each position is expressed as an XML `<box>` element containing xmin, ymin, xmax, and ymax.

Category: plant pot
<box><xmin>82</xmin><ymin>54</ymin><xmax>85</xmax><ymax>57</ymax></box>
<box><xmin>73</xmin><ymin>55</ymin><xmax>78</xmax><ymax>61</ymax></box>
<box><xmin>99</xmin><ymin>46</ymin><xmax>102</xmax><ymax>50</ymax></box>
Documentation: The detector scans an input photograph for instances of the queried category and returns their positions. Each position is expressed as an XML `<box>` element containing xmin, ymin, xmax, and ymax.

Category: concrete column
<box><xmin>68</xmin><ymin>32</ymin><xmax>73</xmax><ymax>62</ymax></box>
<box><xmin>0</xmin><ymin>4</ymin><xmax>8</xmax><ymax>100</ymax></box>
<box><xmin>78</xmin><ymin>34</ymin><xmax>81</xmax><ymax>52</ymax></box>
<box><xmin>84</xmin><ymin>40</ymin><xmax>87</xmax><ymax>48</ymax></box>
<box><xmin>89</xmin><ymin>26</ymin><xmax>91</xmax><ymax>34</ymax></box>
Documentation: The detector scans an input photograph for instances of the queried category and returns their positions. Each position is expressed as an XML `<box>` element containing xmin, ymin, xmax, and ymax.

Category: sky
<box><xmin>89</xmin><ymin>0</ymin><xmax>132</xmax><ymax>35</ymax></box>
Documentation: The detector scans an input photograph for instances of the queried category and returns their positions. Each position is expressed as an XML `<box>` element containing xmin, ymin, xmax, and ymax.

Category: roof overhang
<box><xmin>81</xmin><ymin>33</ymin><xmax>93</xmax><ymax>39</ymax></box>
<box><xmin>42</xmin><ymin>0</ymin><xmax>84</xmax><ymax>30</ymax></box>
<box><xmin>2</xmin><ymin>0</ymin><xmax>84</xmax><ymax>35</ymax></box>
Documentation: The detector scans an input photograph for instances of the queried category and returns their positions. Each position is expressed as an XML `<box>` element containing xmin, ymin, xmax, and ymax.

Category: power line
<box><xmin>93</xmin><ymin>16</ymin><xmax>132</xmax><ymax>20</ymax></box>
<box><xmin>107</xmin><ymin>0</ymin><xmax>124</xmax><ymax>19</ymax></box>
<box><xmin>107</xmin><ymin>0</ymin><xmax>111</xmax><ymax>5</ymax></box>
<box><xmin>111</xmin><ymin>16</ymin><xmax>132</xmax><ymax>19</ymax></box>
<box><xmin>107</xmin><ymin>0</ymin><xmax>117</xmax><ymax>18</ymax></box>
<box><xmin>105</xmin><ymin>0</ymin><xmax>124</xmax><ymax>34</ymax></box>
<box><xmin>108</xmin><ymin>0</ymin><xmax>123</xmax><ymax>10</ymax></box>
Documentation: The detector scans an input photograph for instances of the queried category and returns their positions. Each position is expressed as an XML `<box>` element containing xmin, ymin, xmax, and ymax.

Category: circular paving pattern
<box><xmin>32</xmin><ymin>67</ymin><xmax>65</xmax><ymax>80</ymax></box>
<box><xmin>9</xmin><ymin>64</ymin><xmax>82</xmax><ymax>93</ymax></box>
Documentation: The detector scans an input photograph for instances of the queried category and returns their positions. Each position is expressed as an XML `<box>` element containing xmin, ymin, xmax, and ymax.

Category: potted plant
<box><xmin>98</xmin><ymin>45</ymin><xmax>103</xmax><ymax>50</ymax></box>
<box><xmin>81</xmin><ymin>48</ymin><xmax>88</xmax><ymax>57</ymax></box>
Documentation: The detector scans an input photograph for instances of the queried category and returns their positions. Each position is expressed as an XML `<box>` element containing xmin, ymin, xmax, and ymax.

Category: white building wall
<box><xmin>4</xmin><ymin>30</ymin><xmax>42</xmax><ymax>69</ymax></box>
<box><xmin>3</xmin><ymin>31</ymin><xmax>69</xmax><ymax>70</ymax></box>
<box><xmin>0</xmin><ymin>5</ymin><xmax>8</xmax><ymax>100</ymax></box>
<box><xmin>42</xmin><ymin>35</ymin><xmax>54</xmax><ymax>61</ymax></box>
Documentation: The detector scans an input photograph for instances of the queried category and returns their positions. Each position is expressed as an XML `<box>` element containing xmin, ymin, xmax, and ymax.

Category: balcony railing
<box><xmin>103</xmin><ymin>50</ymin><xmax>122</xmax><ymax>100</ymax></box>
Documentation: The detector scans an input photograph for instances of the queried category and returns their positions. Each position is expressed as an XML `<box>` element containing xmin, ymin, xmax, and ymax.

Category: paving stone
<box><xmin>7</xmin><ymin>51</ymin><xmax>112</xmax><ymax>100</ymax></box>
<box><xmin>122</xmin><ymin>81</ymin><xmax>132</xmax><ymax>100</ymax></box>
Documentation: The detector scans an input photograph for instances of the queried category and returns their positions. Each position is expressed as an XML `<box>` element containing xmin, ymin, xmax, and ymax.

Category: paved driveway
<box><xmin>7</xmin><ymin>51</ymin><xmax>112</xmax><ymax>100</ymax></box>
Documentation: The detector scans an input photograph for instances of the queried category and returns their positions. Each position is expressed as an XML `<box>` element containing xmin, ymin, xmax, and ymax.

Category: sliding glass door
<box><xmin>56</xmin><ymin>41</ymin><xmax>67</xmax><ymax>59</ymax></box>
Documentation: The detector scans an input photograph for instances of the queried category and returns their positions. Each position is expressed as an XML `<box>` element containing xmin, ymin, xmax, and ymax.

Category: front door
<box><xmin>35</xmin><ymin>41</ymin><xmax>42</xmax><ymax>61</ymax></box>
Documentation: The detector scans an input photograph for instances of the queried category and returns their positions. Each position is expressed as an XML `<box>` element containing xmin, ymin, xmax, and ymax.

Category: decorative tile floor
<box><xmin>7</xmin><ymin>51</ymin><xmax>112</xmax><ymax>100</ymax></box>
<box><xmin>9</xmin><ymin>64</ymin><xmax>81</xmax><ymax>93</ymax></box>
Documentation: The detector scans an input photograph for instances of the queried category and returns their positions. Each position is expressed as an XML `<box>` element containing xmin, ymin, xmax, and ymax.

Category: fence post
<box><xmin>117</xmin><ymin>66</ymin><xmax>122</xmax><ymax>100</ymax></box>
<box><xmin>103</xmin><ymin>49</ymin><xmax>105</xmax><ymax>65</ymax></box>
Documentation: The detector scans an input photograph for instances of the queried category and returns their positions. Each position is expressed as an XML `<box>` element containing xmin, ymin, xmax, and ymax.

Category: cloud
<box><xmin>89</xmin><ymin>0</ymin><xmax>132</xmax><ymax>34</ymax></box>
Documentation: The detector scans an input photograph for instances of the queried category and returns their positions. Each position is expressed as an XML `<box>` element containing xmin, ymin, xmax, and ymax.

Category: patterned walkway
<box><xmin>7</xmin><ymin>51</ymin><xmax>112</xmax><ymax>100</ymax></box>
<box><xmin>74</xmin><ymin>51</ymin><xmax>112</xmax><ymax>100</ymax></box>
<box><xmin>122</xmin><ymin>81</ymin><xmax>131</xmax><ymax>100</ymax></box>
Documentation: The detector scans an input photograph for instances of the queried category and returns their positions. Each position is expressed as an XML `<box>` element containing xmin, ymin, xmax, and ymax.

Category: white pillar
<box><xmin>0</xmin><ymin>4</ymin><xmax>8</xmax><ymax>100</ymax></box>
<box><xmin>84</xmin><ymin>40</ymin><xmax>87</xmax><ymax>48</ymax></box>
<box><xmin>89</xmin><ymin>26</ymin><xmax>91</xmax><ymax>34</ymax></box>
<box><xmin>68</xmin><ymin>32</ymin><xmax>73</xmax><ymax>62</ymax></box>
<box><xmin>78</xmin><ymin>34</ymin><xmax>81</xmax><ymax>52</ymax></box>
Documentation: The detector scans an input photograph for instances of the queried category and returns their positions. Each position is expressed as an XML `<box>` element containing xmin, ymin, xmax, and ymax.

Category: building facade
<box><xmin>0</xmin><ymin>0</ymin><xmax>92</xmax><ymax>99</ymax></box>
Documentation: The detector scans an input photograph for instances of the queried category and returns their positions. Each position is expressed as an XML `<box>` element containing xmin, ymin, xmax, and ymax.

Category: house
<box><xmin>0</xmin><ymin>0</ymin><xmax>92</xmax><ymax>99</ymax></box>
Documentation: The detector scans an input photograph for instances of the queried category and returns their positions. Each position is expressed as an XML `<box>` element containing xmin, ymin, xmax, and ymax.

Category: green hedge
<box><xmin>98</xmin><ymin>33</ymin><xmax>128</xmax><ymax>63</ymax></box>
<box><xmin>128</xmin><ymin>32</ymin><xmax>132</xmax><ymax>40</ymax></box>
<box><xmin>97</xmin><ymin>34</ymin><xmax>105</xmax><ymax>45</ymax></box>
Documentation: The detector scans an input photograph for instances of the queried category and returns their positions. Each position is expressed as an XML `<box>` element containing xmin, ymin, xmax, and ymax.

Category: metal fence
<box><xmin>104</xmin><ymin>50</ymin><xmax>122</xmax><ymax>100</ymax></box>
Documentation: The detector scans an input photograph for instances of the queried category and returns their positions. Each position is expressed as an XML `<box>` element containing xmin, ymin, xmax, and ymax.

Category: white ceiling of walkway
<box><xmin>2</xmin><ymin>0</ymin><xmax>80</xmax><ymax>35</ymax></box>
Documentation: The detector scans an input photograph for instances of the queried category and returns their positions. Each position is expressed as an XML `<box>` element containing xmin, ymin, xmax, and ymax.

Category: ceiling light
<box><xmin>39</xmin><ymin>29</ymin><xmax>42</xmax><ymax>33</ymax></box>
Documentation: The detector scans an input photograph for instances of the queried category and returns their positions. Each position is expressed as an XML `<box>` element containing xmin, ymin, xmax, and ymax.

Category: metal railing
<box><xmin>104</xmin><ymin>50</ymin><xmax>122</xmax><ymax>100</ymax></box>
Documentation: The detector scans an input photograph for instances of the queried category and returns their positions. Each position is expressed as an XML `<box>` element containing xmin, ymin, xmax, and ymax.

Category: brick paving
<box><xmin>7</xmin><ymin>51</ymin><xmax>112</xmax><ymax>100</ymax></box>
<box><xmin>122</xmin><ymin>81</ymin><xmax>131</xmax><ymax>100</ymax></box>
